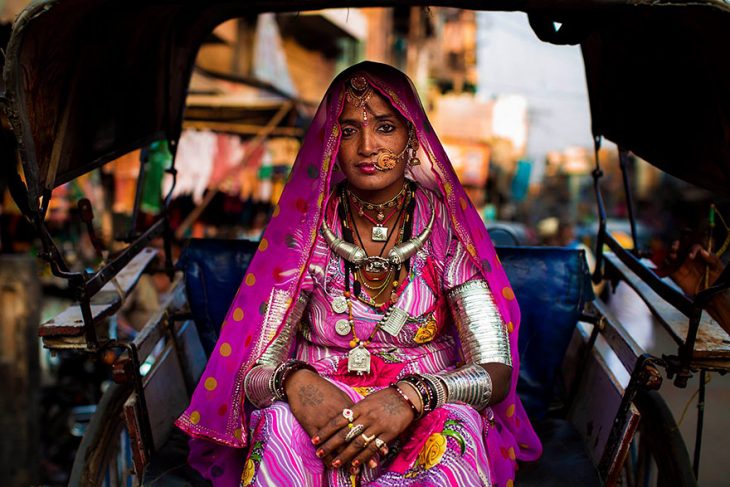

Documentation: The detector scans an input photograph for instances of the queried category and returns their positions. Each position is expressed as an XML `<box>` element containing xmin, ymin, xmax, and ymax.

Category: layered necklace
<box><xmin>322</xmin><ymin>181</ymin><xmax>435</xmax><ymax>374</ymax></box>
<box><xmin>347</xmin><ymin>184</ymin><xmax>407</xmax><ymax>242</ymax></box>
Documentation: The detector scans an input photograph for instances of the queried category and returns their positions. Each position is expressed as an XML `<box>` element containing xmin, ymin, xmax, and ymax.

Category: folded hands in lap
<box><xmin>285</xmin><ymin>370</ymin><xmax>415</xmax><ymax>474</ymax></box>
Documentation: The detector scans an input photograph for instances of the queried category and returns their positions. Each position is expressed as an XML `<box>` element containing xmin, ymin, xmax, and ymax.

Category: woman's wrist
<box><xmin>274</xmin><ymin>360</ymin><xmax>317</xmax><ymax>401</ymax></box>
<box><xmin>283</xmin><ymin>368</ymin><xmax>319</xmax><ymax>398</ymax></box>
<box><xmin>391</xmin><ymin>382</ymin><xmax>422</xmax><ymax>418</ymax></box>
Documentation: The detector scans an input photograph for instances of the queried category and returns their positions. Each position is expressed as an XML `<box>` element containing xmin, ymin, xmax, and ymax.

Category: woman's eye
<box><xmin>342</xmin><ymin>127</ymin><xmax>356</xmax><ymax>137</ymax></box>
<box><xmin>378</xmin><ymin>123</ymin><xmax>395</xmax><ymax>133</ymax></box>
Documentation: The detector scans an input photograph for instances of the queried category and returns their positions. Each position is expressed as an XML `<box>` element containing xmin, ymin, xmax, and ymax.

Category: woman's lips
<box><xmin>356</xmin><ymin>163</ymin><xmax>377</xmax><ymax>175</ymax></box>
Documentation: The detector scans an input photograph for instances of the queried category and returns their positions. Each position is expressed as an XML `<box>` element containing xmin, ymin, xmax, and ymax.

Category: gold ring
<box><xmin>361</xmin><ymin>433</ymin><xmax>376</xmax><ymax>446</ymax></box>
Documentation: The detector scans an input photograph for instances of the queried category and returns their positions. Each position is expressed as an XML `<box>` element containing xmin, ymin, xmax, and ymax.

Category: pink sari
<box><xmin>176</xmin><ymin>61</ymin><xmax>541</xmax><ymax>486</ymax></box>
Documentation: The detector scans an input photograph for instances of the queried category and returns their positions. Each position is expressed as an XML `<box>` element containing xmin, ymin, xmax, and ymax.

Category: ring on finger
<box><xmin>342</xmin><ymin>408</ymin><xmax>355</xmax><ymax>422</ymax></box>
<box><xmin>361</xmin><ymin>433</ymin><xmax>376</xmax><ymax>446</ymax></box>
<box><xmin>345</xmin><ymin>424</ymin><xmax>365</xmax><ymax>442</ymax></box>
<box><xmin>374</xmin><ymin>437</ymin><xmax>386</xmax><ymax>449</ymax></box>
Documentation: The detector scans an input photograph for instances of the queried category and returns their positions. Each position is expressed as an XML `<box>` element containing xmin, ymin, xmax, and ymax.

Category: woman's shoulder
<box><xmin>412</xmin><ymin>183</ymin><xmax>448</xmax><ymax>222</ymax></box>
<box><xmin>412</xmin><ymin>183</ymin><xmax>451</xmax><ymax>256</ymax></box>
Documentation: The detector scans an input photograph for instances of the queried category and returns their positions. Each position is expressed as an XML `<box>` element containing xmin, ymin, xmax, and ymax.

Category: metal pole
<box><xmin>591</xmin><ymin>136</ymin><xmax>607</xmax><ymax>284</ymax></box>
<box><xmin>693</xmin><ymin>369</ymin><xmax>706</xmax><ymax>479</ymax></box>
<box><xmin>618</xmin><ymin>149</ymin><xmax>639</xmax><ymax>254</ymax></box>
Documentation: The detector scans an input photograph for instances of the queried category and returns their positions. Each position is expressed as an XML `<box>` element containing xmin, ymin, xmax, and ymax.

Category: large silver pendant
<box><xmin>372</xmin><ymin>225</ymin><xmax>387</xmax><ymax>242</ymax></box>
<box><xmin>348</xmin><ymin>344</ymin><xmax>371</xmax><ymax>374</ymax></box>
<box><xmin>331</xmin><ymin>296</ymin><xmax>348</xmax><ymax>314</ymax></box>
<box><xmin>335</xmin><ymin>319</ymin><xmax>352</xmax><ymax>336</ymax></box>
<box><xmin>363</xmin><ymin>256</ymin><xmax>391</xmax><ymax>274</ymax></box>
<box><xmin>380</xmin><ymin>306</ymin><xmax>409</xmax><ymax>336</ymax></box>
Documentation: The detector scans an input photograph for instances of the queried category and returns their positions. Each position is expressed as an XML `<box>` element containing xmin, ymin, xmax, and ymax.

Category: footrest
<box><xmin>517</xmin><ymin>418</ymin><xmax>601</xmax><ymax>486</ymax></box>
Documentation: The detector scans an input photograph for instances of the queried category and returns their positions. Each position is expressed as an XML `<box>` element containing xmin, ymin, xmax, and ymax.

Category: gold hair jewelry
<box><xmin>346</xmin><ymin>75</ymin><xmax>373</xmax><ymax>125</ymax></box>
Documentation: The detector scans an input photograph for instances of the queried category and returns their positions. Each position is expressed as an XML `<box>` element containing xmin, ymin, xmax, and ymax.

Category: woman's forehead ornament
<box><xmin>346</xmin><ymin>75</ymin><xmax>373</xmax><ymax>125</ymax></box>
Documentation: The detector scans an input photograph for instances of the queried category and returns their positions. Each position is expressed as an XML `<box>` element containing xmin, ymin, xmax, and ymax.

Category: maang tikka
<box><xmin>346</xmin><ymin>75</ymin><xmax>373</xmax><ymax>125</ymax></box>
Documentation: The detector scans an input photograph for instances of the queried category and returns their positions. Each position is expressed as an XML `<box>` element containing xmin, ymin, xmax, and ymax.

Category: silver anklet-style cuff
<box><xmin>257</xmin><ymin>293</ymin><xmax>309</xmax><ymax>365</ymax></box>
<box><xmin>446</xmin><ymin>280</ymin><xmax>512</xmax><ymax>367</ymax></box>
<box><xmin>437</xmin><ymin>364</ymin><xmax>493</xmax><ymax>410</ymax></box>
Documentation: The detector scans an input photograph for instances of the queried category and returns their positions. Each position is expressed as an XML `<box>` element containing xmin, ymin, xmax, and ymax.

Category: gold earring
<box><xmin>408</xmin><ymin>128</ymin><xmax>421</xmax><ymax>167</ymax></box>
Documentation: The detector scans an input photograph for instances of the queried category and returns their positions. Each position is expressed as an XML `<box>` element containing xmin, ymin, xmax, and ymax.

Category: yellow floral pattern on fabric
<box><xmin>241</xmin><ymin>459</ymin><xmax>255</xmax><ymax>486</ymax></box>
<box><xmin>417</xmin><ymin>433</ymin><xmax>447</xmax><ymax>470</ymax></box>
<box><xmin>353</xmin><ymin>386</ymin><xmax>373</xmax><ymax>397</ymax></box>
<box><xmin>413</xmin><ymin>318</ymin><xmax>438</xmax><ymax>344</ymax></box>
<box><xmin>241</xmin><ymin>440</ymin><xmax>264</xmax><ymax>486</ymax></box>
<box><xmin>413</xmin><ymin>420</ymin><xmax>467</xmax><ymax>472</ymax></box>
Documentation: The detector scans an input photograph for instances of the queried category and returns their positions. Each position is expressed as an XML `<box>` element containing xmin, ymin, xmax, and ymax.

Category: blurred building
<box><xmin>476</xmin><ymin>12</ymin><xmax>593</xmax><ymax>168</ymax></box>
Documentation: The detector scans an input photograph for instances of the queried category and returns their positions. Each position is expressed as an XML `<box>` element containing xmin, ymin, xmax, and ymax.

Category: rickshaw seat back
<box><xmin>497</xmin><ymin>246</ymin><xmax>594</xmax><ymax>420</ymax></box>
<box><xmin>177</xmin><ymin>238</ymin><xmax>260</xmax><ymax>356</ymax></box>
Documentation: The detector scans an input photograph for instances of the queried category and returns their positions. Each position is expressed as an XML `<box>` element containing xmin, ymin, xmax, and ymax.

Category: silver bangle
<box><xmin>446</xmin><ymin>280</ymin><xmax>512</xmax><ymax>367</ymax></box>
<box><xmin>437</xmin><ymin>364</ymin><xmax>493</xmax><ymax>410</ymax></box>
<box><xmin>244</xmin><ymin>364</ymin><xmax>277</xmax><ymax>408</ymax></box>
<box><xmin>258</xmin><ymin>293</ymin><xmax>309</xmax><ymax>365</ymax></box>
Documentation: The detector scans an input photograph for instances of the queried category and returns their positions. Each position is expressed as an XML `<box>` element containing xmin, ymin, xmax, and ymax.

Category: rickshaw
<box><xmin>2</xmin><ymin>1</ymin><xmax>728</xmax><ymax>486</ymax></box>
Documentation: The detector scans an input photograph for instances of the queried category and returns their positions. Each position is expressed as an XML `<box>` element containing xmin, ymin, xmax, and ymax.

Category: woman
<box><xmin>177</xmin><ymin>62</ymin><xmax>541</xmax><ymax>487</ymax></box>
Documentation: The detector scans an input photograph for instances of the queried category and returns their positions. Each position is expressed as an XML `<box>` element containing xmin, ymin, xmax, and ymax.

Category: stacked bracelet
<box><xmin>390</xmin><ymin>384</ymin><xmax>420</xmax><ymax>418</ymax></box>
<box><xmin>421</xmin><ymin>373</ymin><xmax>448</xmax><ymax>409</ymax></box>
<box><xmin>398</xmin><ymin>374</ymin><xmax>439</xmax><ymax>417</ymax></box>
<box><xmin>271</xmin><ymin>360</ymin><xmax>317</xmax><ymax>401</ymax></box>
<box><xmin>244</xmin><ymin>365</ymin><xmax>277</xmax><ymax>408</ymax></box>
<box><xmin>436</xmin><ymin>364</ymin><xmax>493</xmax><ymax>411</ymax></box>
<box><xmin>245</xmin><ymin>360</ymin><xmax>317</xmax><ymax>408</ymax></box>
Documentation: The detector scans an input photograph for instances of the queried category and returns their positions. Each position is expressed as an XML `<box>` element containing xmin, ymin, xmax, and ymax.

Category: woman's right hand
<box><xmin>284</xmin><ymin>369</ymin><xmax>354</xmax><ymax>438</ymax></box>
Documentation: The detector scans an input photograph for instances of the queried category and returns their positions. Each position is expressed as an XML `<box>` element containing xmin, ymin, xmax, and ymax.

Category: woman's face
<box><xmin>337</xmin><ymin>89</ymin><xmax>410</xmax><ymax>195</ymax></box>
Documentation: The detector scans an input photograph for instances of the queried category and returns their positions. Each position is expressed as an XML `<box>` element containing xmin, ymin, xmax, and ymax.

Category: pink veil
<box><xmin>176</xmin><ymin>61</ymin><xmax>541</xmax><ymax>485</ymax></box>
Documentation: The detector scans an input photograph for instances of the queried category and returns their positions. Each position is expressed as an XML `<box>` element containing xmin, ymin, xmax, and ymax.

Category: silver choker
<box><xmin>321</xmin><ymin>193</ymin><xmax>435</xmax><ymax>273</ymax></box>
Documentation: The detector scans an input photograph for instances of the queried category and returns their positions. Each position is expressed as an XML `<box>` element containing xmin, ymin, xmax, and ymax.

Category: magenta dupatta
<box><xmin>176</xmin><ymin>61</ymin><xmax>541</xmax><ymax>485</ymax></box>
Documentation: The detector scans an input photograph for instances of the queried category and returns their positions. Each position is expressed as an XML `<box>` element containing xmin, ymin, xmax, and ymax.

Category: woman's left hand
<box><xmin>312</xmin><ymin>386</ymin><xmax>415</xmax><ymax>473</ymax></box>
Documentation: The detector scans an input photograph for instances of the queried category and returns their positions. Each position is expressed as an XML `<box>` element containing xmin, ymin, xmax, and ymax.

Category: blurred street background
<box><xmin>0</xmin><ymin>4</ymin><xmax>728</xmax><ymax>485</ymax></box>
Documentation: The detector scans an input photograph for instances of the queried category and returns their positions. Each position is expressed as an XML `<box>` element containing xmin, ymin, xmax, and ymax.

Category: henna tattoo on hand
<box><xmin>383</xmin><ymin>392</ymin><xmax>404</xmax><ymax>416</ymax></box>
<box><xmin>298</xmin><ymin>384</ymin><xmax>324</xmax><ymax>407</ymax></box>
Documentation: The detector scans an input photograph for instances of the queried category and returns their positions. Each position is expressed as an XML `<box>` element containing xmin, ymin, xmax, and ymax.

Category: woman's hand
<box><xmin>285</xmin><ymin>369</ymin><xmax>354</xmax><ymax>439</ymax></box>
<box><xmin>313</xmin><ymin>386</ymin><xmax>416</xmax><ymax>474</ymax></box>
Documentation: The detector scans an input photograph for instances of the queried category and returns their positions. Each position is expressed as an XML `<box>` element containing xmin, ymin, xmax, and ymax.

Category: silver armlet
<box><xmin>437</xmin><ymin>364</ymin><xmax>493</xmax><ymax>410</ymax></box>
<box><xmin>446</xmin><ymin>280</ymin><xmax>512</xmax><ymax>366</ymax></box>
<box><xmin>257</xmin><ymin>293</ymin><xmax>309</xmax><ymax>365</ymax></box>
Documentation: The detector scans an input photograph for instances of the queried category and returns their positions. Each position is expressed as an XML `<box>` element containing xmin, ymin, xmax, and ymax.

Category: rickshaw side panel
<box><xmin>120</xmin><ymin>318</ymin><xmax>206</xmax><ymax>480</ymax></box>
<box><xmin>567</xmin><ymin>325</ymin><xmax>640</xmax><ymax>484</ymax></box>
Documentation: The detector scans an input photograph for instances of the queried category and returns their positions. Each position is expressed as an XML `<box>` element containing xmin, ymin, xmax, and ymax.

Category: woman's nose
<box><xmin>358</xmin><ymin>129</ymin><xmax>378</xmax><ymax>157</ymax></box>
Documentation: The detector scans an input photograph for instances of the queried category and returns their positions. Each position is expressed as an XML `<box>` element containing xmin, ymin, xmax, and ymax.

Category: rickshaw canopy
<box><xmin>2</xmin><ymin>0</ymin><xmax>729</xmax><ymax>213</ymax></box>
